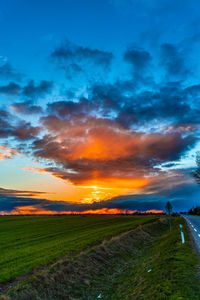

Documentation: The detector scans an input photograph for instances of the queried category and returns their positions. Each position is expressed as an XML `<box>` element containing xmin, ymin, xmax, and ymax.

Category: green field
<box><xmin>0</xmin><ymin>215</ymin><xmax>156</xmax><ymax>284</ymax></box>
<box><xmin>3</xmin><ymin>216</ymin><xmax>200</xmax><ymax>300</ymax></box>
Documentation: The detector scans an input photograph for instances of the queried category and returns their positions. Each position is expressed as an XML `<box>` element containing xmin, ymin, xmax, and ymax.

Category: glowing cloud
<box><xmin>0</xmin><ymin>146</ymin><xmax>18</xmax><ymax>161</ymax></box>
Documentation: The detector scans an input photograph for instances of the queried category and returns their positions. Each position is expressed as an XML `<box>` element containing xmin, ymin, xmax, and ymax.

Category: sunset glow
<box><xmin>1</xmin><ymin>0</ymin><xmax>200</xmax><ymax>215</ymax></box>
<box><xmin>0</xmin><ymin>206</ymin><xmax>164</xmax><ymax>215</ymax></box>
<box><xmin>23</xmin><ymin>158</ymin><xmax>150</xmax><ymax>204</ymax></box>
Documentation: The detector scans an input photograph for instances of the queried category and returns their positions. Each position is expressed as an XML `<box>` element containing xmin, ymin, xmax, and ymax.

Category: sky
<box><xmin>1</xmin><ymin>0</ymin><xmax>200</xmax><ymax>214</ymax></box>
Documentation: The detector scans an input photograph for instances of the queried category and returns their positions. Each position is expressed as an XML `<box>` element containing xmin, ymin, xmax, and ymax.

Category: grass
<box><xmin>110</xmin><ymin>217</ymin><xmax>200</xmax><ymax>299</ymax></box>
<box><xmin>3</xmin><ymin>216</ymin><xmax>200</xmax><ymax>300</ymax></box>
<box><xmin>0</xmin><ymin>215</ymin><xmax>156</xmax><ymax>284</ymax></box>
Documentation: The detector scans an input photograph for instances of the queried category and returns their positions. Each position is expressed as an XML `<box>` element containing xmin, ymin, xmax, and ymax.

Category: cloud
<box><xmin>0</xmin><ymin>186</ymin><xmax>46</xmax><ymax>198</ymax></box>
<box><xmin>22</xmin><ymin>80</ymin><xmax>53</xmax><ymax>98</ymax></box>
<box><xmin>50</xmin><ymin>40</ymin><xmax>113</xmax><ymax>81</ymax></box>
<box><xmin>12</xmin><ymin>121</ymin><xmax>41</xmax><ymax>140</ymax></box>
<box><xmin>0</xmin><ymin>185</ymin><xmax>166</xmax><ymax>213</ymax></box>
<box><xmin>31</xmin><ymin>114</ymin><xmax>196</xmax><ymax>189</ymax></box>
<box><xmin>184</xmin><ymin>84</ymin><xmax>200</xmax><ymax>96</ymax></box>
<box><xmin>11</xmin><ymin>101</ymin><xmax>43</xmax><ymax>114</ymax></box>
<box><xmin>0</xmin><ymin>63</ymin><xmax>22</xmax><ymax>80</ymax></box>
<box><xmin>0</xmin><ymin>79</ymin><xmax>53</xmax><ymax>98</ymax></box>
<box><xmin>0</xmin><ymin>191</ymin><xmax>53</xmax><ymax>213</ymax></box>
<box><xmin>0</xmin><ymin>178</ymin><xmax>198</xmax><ymax>214</ymax></box>
<box><xmin>87</xmin><ymin>77</ymin><xmax>200</xmax><ymax>127</ymax></box>
<box><xmin>0</xmin><ymin>146</ymin><xmax>18</xmax><ymax>161</ymax></box>
<box><xmin>51</xmin><ymin>40</ymin><xmax>113</xmax><ymax>68</ymax></box>
<box><xmin>0</xmin><ymin>110</ymin><xmax>41</xmax><ymax>140</ymax></box>
<box><xmin>0</xmin><ymin>110</ymin><xmax>16</xmax><ymax>138</ymax></box>
<box><xmin>46</xmin><ymin>100</ymin><xmax>91</xmax><ymax>118</ymax></box>
<box><xmin>45</xmin><ymin>39</ymin><xmax>200</xmax><ymax>130</ymax></box>
<box><xmin>160</xmin><ymin>43</ymin><xmax>190</xmax><ymax>78</ymax></box>
<box><xmin>124</xmin><ymin>47</ymin><xmax>152</xmax><ymax>72</ymax></box>
<box><xmin>0</xmin><ymin>82</ymin><xmax>21</xmax><ymax>95</ymax></box>
<box><xmin>1</xmin><ymin>38</ymin><xmax>200</xmax><ymax>209</ymax></box>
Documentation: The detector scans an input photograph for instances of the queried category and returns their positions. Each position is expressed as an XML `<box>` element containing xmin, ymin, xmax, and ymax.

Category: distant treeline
<box><xmin>188</xmin><ymin>207</ymin><xmax>200</xmax><ymax>215</ymax></box>
<box><xmin>0</xmin><ymin>212</ymin><xmax>167</xmax><ymax>216</ymax></box>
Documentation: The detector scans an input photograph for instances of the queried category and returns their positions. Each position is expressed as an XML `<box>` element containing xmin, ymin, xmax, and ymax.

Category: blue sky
<box><xmin>1</xmin><ymin>0</ymin><xmax>200</xmax><ymax>214</ymax></box>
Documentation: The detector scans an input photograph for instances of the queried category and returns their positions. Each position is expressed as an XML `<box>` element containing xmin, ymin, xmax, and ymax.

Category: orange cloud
<box><xmin>0</xmin><ymin>146</ymin><xmax>18</xmax><ymax>161</ymax></box>
<box><xmin>29</xmin><ymin>115</ymin><xmax>193</xmax><ymax>203</ymax></box>
<box><xmin>40</xmin><ymin>116</ymin><xmax>191</xmax><ymax>164</ymax></box>
<box><xmin>23</xmin><ymin>166</ymin><xmax>46</xmax><ymax>173</ymax></box>
<box><xmin>23</xmin><ymin>166</ymin><xmax>149</xmax><ymax>203</ymax></box>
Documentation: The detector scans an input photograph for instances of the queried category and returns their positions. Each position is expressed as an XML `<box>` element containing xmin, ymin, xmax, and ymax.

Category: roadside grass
<box><xmin>3</xmin><ymin>216</ymin><xmax>200</xmax><ymax>299</ymax></box>
<box><xmin>110</xmin><ymin>217</ymin><xmax>200</xmax><ymax>299</ymax></box>
<box><xmin>0</xmin><ymin>215</ymin><xmax>156</xmax><ymax>284</ymax></box>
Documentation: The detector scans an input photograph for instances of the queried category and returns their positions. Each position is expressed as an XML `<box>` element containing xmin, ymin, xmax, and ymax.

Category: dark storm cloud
<box><xmin>47</xmin><ymin>81</ymin><xmax>131</xmax><ymax>119</ymax></box>
<box><xmin>46</xmin><ymin>94</ymin><xmax>119</xmax><ymax>119</ymax></box>
<box><xmin>51</xmin><ymin>40</ymin><xmax>113</xmax><ymax>68</ymax></box>
<box><xmin>0</xmin><ymin>194</ymin><xmax>96</xmax><ymax>213</ymax></box>
<box><xmin>0</xmin><ymin>110</ymin><xmax>16</xmax><ymax>138</ymax></box>
<box><xmin>136</xmin><ymin>82</ymin><xmax>200</xmax><ymax>124</ymax></box>
<box><xmin>103</xmin><ymin>183</ymin><xmax>200</xmax><ymax>212</ymax></box>
<box><xmin>86</xmin><ymin>77</ymin><xmax>200</xmax><ymax>127</ymax></box>
<box><xmin>184</xmin><ymin>84</ymin><xmax>200</xmax><ymax>96</ymax></box>
<box><xmin>0</xmin><ymin>194</ymin><xmax>70</xmax><ymax>213</ymax></box>
<box><xmin>0</xmin><ymin>63</ymin><xmax>22</xmax><ymax>80</ymax></box>
<box><xmin>0</xmin><ymin>80</ymin><xmax>53</xmax><ymax>98</ymax></box>
<box><xmin>47</xmin><ymin>100</ymin><xmax>91</xmax><ymax>118</ymax></box>
<box><xmin>50</xmin><ymin>40</ymin><xmax>113</xmax><ymax>81</ymax></box>
<box><xmin>127</xmin><ymin>88</ymin><xmax>189</xmax><ymax>124</ymax></box>
<box><xmin>0</xmin><ymin>110</ymin><xmax>41</xmax><ymax>140</ymax></box>
<box><xmin>90</xmin><ymin>82</ymin><xmax>126</xmax><ymax>110</ymax></box>
<box><xmin>124</xmin><ymin>47</ymin><xmax>152</xmax><ymax>72</ymax></box>
<box><xmin>46</xmin><ymin>38</ymin><xmax>200</xmax><ymax>128</ymax></box>
<box><xmin>12</xmin><ymin>121</ymin><xmax>41</xmax><ymax>140</ymax></box>
<box><xmin>160</xmin><ymin>43</ymin><xmax>190</xmax><ymax>78</ymax></box>
<box><xmin>0</xmin><ymin>187</ymin><xmax>46</xmax><ymax>198</ymax></box>
<box><xmin>22</xmin><ymin>80</ymin><xmax>53</xmax><ymax>98</ymax></box>
<box><xmin>0</xmin><ymin>82</ymin><xmax>21</xmax><ymax>95</ymax></box>
<box><xmin>11</xmin><ymin>101</ymin><xmax>43</xmax><ymax>114</ymax></box>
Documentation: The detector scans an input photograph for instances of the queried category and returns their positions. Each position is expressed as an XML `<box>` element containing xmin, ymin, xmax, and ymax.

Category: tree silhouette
<box><xmin>165</xmin><ymin>201</ymin><xmax>172</xmax><ymax>232</ymax></box>
<box><xmin>190</xmin><ymin>152</ymin><xmax>200</xmax><ymax>214</ymax></box>
<box><xmin>193</xmin><ymin>151</ymin><xmax>200</xmax><ymax>184</ymax></box>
